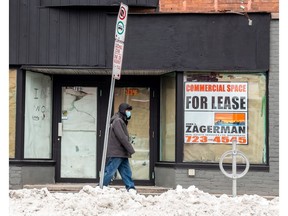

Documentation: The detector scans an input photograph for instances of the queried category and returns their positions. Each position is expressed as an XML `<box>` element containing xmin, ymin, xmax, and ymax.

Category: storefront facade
<box><xmin>9</xmin><ymin>0</ymin><xmax>279</xmax><ymax>196</ymax></box>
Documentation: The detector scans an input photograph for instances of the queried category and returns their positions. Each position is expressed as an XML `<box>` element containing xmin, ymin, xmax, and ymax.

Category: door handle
<box><xmin>58</xmin><ymin>122</ymin><xmax>63</xmax><ymax>137</ymax></box>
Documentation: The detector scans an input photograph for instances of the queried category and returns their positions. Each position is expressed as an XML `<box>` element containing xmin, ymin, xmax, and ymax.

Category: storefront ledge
<box><xmin>22</xmin><ymin>65</ymin><xmax>171</xmax><ymax>76</ymax></box>
<box><xmin>9</xmin><ymin>160</ymin><xmax>56</xmax><ymax>166</ymax></box>
<box><xmin>155</xmin><ymin>162</ymin><xmax>269</xmax><ymax>171</ymax></box>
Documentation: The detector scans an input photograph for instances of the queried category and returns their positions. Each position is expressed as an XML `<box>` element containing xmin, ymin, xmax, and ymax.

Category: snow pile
<box><xmin>9</xmin><ymin>185</ymin><xmax>279</xmax><ymax>216</ymax></box>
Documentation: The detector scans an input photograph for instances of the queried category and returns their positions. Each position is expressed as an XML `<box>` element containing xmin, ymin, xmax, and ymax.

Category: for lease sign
<box><xmin>184</xmin><ymin>82</ymin><xmax>248</xmax><ymax>144</ymax></box>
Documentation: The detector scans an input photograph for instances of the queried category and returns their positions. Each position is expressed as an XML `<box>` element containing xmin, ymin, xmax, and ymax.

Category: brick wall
<box><xmin>9</xmin><ymin>166</ymin><xmax>22</xmax><ymax>189</ymax></box>
<box><xmin>9</xmin><ymin>166</ymin><xmax>55</xmax><ymax>189</ymax></box>
<box><xmin>267</xmin><ymin>19</ymin><xmax>279</xmax><ymax>194</ymax></box>
<box><xmin>159</xmin><ymin>0</ymin><xmax>279</xmax><ymax>13</ymax></box>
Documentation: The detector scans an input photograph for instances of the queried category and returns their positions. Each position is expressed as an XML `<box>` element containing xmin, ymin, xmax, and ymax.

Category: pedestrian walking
<box><xmin>103</xmin><ymin>103</ymin><xmax>136</xmax><ymax>192</ymax></box>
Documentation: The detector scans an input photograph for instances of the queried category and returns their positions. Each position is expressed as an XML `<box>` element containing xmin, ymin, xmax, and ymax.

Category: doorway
<box><xmin>114</xmin><ymin>87</ymin><xmax>150</xmax><ymax>180</ymax></box>
<box><xmin>60</xmin><ymin>86</ymin><xmax>97</xmax><ymax>179</ymax></box>
<box><xmin>54</xmin><ymin>75</ymin><xmax>159</xmax><ymax>185</ymax></box>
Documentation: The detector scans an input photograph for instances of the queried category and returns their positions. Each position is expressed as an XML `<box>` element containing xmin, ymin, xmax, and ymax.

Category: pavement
<box><xmin>23</xmin><ymin>183</ymin><xmax>171</xmax><ymax>196</ymax></box>
<box><xmin>22</xmin><ymin>183</ymin><xmax>278</xmax><ymax>199</ymax></box>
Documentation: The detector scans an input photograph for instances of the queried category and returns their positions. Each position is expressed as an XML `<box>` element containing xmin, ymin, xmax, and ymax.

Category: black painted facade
<box><xmin>40</xmin><ymin>0</ymin><xmax>158</xmax><ymax>7</ymax></box>
<box><xmin>10</xmin><ymin>0</ymin><xmax>269</xmax><ymax>70</ymax></box>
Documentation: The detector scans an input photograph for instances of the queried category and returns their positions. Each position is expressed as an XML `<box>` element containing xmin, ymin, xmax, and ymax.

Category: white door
<box><xmin>60</xmin><ymin>86</ymin><xmax>97</xmax><ymax>179</ymax></box>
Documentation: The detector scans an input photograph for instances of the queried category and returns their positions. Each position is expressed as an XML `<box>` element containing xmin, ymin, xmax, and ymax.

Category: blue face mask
<box><xmin>126</xmin><ymin>111</ymin><xmax>131</xmax><ymax>119</ymax></box>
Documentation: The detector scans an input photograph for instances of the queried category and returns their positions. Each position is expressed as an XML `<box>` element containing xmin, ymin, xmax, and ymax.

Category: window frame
<box><xmin>156</xmin><ymin>71</ymin><xmax>269</xmax><ymax>171</ymax></box>
<box><xmin>10</xmin><ymin>69</ymin><xmax>56</xmax><ymax>163</ymax></box>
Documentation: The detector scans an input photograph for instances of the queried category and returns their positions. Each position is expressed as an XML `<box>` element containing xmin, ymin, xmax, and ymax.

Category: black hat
<box><xmin>118</xmin><ymin>103</ymin><xmax>132</xmax><ymax>115</ymax></box>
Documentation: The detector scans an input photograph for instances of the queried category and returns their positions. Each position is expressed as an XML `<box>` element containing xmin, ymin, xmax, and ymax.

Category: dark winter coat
<box><xmin>107</xmin><ymin>104</ymin><xmax>135</xmax><ymax>158</ymax></box>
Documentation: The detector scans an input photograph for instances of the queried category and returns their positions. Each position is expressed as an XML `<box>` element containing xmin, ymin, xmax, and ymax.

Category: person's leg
<box><xmin>103</xmin><ymin>157</ymin><xmax>122</xmax><ymax>186</ymax></box>
<box><xmin>117</xmin><ymin>158</ymin><xmax>135</xmax><ymax>190</ymax></box>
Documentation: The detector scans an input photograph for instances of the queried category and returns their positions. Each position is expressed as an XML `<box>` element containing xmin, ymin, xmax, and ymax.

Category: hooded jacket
<box><xmin>107</xmin><ymin>103</ymin><xmax>135</xmax><ymax>158</ymax></box>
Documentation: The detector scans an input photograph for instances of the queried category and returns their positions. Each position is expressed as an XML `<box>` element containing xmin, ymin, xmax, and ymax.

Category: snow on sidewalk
<box><xmin>9</xmin><ymin>185</ymin><xmax>279</xmax><ymax>216</ymax></box>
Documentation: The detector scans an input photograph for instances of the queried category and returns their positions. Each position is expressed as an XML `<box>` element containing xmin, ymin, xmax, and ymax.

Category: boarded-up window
<box><xmin>160</xmin><ymin>73</ymin><xmax>176</xmax><ymax>161</ymax></box>
<box><xmin>9</xmin><ymin>69</ymin><xmax>17</xmax><ymax>158</ymax></box>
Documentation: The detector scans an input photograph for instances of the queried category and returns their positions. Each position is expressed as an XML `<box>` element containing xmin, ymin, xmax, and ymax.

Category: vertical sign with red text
<box><xmin>112</xmin><ymin>41</ymin><xmax>124</xmax><ymax>80</ymax></box>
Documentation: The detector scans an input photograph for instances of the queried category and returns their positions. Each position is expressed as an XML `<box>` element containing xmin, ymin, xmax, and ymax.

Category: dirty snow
<box><xmin>9</xmin><ymin>185</ymin><xmax>279</xmax><ymax>216</ymax></box>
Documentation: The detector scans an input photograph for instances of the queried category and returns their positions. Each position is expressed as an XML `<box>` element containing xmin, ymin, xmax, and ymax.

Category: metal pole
<box><xmin>219</xmin><ymin>140</ymin><xmax>249</xmax><ymax>197</ymax></box>
<box><xmin>232</xmin><ymin>140</ymin><xmax>237</xmax><ymax>197</ymax></box>
<box><xmin>99</xmin><ymin>76</ymin><xmax>115</xmax><ymax>188</ymax></box>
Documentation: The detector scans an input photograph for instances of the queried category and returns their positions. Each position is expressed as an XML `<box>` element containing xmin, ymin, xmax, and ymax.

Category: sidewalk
<box><xmin>23</xmin><ymin>183</ymin><xmax>277</xmax><ymax>200</ymax></box>
<box><xmin>23</xmin><ymin>183</ymin><xmax>171</xmax><ymax>196</ymax></box>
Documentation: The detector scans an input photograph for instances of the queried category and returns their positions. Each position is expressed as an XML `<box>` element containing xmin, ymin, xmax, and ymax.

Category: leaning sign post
<box><xmin>99</xmin><ymin>3</ymin><xmax>128</xmax><ymax>189</ymax></box>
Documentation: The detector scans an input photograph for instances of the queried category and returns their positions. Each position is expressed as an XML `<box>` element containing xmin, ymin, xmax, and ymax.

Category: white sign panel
<box><xmin>115</xmin><ymin>3</ymin><xmax>128</xmax><ymax>42</ymax></box>
<box><xmin>112</xmin><ymin>40</ymin><xmax>124</xmax><ymax>80</ymax></box>
<box><xmin>184</xmin><ymin>82</ymin><xmax>248</xmax><ymax>144</ymax></box>
<box><xmin>112</xmin><ymin>3</ymin><xmax>128</xmax><ymax>80</ymax></box>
